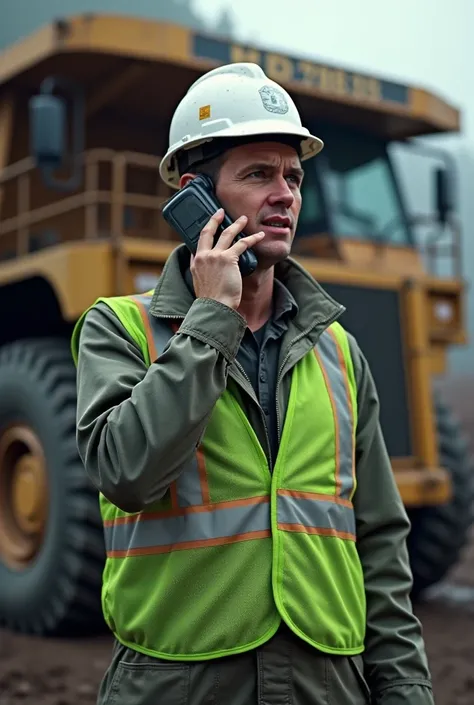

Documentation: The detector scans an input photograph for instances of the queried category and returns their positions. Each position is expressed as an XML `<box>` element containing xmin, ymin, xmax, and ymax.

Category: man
<box><xmin>73</xmin><ymin>63</ymin><xmax>435</xmax><ymax>704</ymax></box>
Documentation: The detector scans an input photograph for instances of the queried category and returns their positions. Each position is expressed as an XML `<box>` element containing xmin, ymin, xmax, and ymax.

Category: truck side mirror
<box><xmin>435</xmin><ymin>167</ymin><xmax>454</xmax><ymax>225</ymax></box>
<box><xmin>29</xmin><ymin>94</ymin><xmax>67</xmax><ymax>170</ymax></box>
<box><xmin>28</xmin><ymin>76</ymin><xmax>84</xmax><ymax>192</ymax></box>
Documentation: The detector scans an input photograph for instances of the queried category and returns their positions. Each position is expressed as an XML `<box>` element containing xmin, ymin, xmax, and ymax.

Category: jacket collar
<box><xmin>149</xmin><ymin>244</ymin><xmax>344</xmax><ymax>332</ymax></box>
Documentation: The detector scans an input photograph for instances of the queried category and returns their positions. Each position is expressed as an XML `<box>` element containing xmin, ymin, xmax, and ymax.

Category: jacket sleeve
<box><xmin>348</xmin><ymin>335</ymin><xmax>435</xmax><ymax>705</ymax></box>
<box><xmin>75</xmin><ymin>297</ymin><xmax>246</xmax><ymax>513</ymax></box>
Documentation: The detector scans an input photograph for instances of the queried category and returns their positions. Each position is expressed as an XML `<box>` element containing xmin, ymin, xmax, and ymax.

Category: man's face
<box><xmin>194</xmin><ymin>142</ymin><xmax>303</xmax><ymax>269</ymax></box>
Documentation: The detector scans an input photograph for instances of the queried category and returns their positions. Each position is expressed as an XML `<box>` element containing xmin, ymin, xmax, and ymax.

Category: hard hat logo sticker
<box><xmin>259</xmin><ymin>86</ymin><xmax>289</xmax><ymax>115</ymax></box>
<box><xmin>199</xmin><ymin>105</ymin><xmax>211</xmax><ymax>120</ymax></box>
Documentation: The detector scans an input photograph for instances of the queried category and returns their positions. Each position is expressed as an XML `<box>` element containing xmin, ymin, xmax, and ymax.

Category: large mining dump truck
<box><xmin>0</xmin><ymin>13</ymin><xmax>472</xmax><ymax>636</ymax></box>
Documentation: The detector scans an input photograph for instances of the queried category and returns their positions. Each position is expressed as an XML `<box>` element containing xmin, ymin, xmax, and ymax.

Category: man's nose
<box><xmin>267</xmin><ymin>177</ymin><xmax>295</xmax><ymax>208</ymax></box>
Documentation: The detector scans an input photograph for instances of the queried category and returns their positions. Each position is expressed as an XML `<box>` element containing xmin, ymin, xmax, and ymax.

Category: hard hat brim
<box><xmin>159</xmin><ymin>119</ymin><xmax>324</xmax><ymax>189</ymax></box>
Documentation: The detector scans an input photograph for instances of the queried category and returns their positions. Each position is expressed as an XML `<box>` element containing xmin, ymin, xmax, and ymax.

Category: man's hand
<box><xmin>190</xmin><ymin>209</ymin><xmax>265</xmax><ymax>310</ymax></box>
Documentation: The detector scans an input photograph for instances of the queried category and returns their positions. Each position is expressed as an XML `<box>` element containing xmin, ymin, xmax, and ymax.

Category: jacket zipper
<box><xmin>231</xmin><ymin>359</ymin><xmax>274</xmax><ymax>470</ymax></box>
<box><xmin>158</xmin><ymin>314</ymin><xmax>185</xmax><ymax>320</ymax></box>
<box><xmin>159</xmin><ymin>314</ymin><xmax>274</xmax><ymax>465</ymax></box>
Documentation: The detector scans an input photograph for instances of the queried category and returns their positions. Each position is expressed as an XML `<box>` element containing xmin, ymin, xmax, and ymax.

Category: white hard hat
<box><xmin>159</xmin><ymin>62</ymin><xmax>324</xmax><ymax>189</ymax></box>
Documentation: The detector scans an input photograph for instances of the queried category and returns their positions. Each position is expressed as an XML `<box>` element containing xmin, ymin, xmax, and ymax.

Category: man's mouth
<box><xmin>261</xmin><ymin>216</ymin><xmax>292</xmax><ymax>230</ymax></box>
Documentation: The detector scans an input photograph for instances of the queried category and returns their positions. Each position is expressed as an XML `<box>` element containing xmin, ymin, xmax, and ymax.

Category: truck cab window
<box><xmin>317</xmin><ymin>126</ymin><xmax>414</xmax><ymax>246</ymax></box>
<box><xmin>294</xmin><ymin>153</ymin><xmax>328</xmax><ymax>238</ymax></box>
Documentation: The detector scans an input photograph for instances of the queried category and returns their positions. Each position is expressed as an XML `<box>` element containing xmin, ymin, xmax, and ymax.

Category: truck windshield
<box><xmin>298</xmin><ymin>125</ymin><xmax>414</xmax><ymax>246</ymax></box>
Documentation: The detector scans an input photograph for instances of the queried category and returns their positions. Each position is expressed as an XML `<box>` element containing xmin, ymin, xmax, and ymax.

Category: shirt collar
<box><xmin>184</xmin><ymin>267</ymin><xmax>298</xmax><ymax>323</ymax></box>
<box><xmin>272</xmin><ymin>278</ymin><xmax>298</xmax><ymax>322</ymax></box>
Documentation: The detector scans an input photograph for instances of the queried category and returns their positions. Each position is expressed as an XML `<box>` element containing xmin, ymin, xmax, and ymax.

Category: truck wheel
<box><xmin>0</xmin><ymin>338</ymin><xmax>105</xmax><ymax>635</ymax></box>
<box><xmin>407</xmin><ymin>393</ymin><xmax>474</xmax><ymax>598</ymax></box>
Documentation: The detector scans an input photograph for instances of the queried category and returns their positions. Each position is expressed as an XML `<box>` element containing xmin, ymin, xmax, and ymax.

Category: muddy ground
<box><xmin>0</xmin><ymin>375</ymin><xmax>473</xmax><ymax>704</ymax></box>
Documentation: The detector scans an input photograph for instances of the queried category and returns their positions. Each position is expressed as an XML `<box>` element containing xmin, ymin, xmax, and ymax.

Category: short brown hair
<box><xmin>188</xmin><ymin>153</ymin><xmax>226</xmax><ymax>185</ymax></box>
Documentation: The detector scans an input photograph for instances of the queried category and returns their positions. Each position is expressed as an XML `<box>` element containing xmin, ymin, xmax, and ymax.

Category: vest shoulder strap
<box><xmin>71</xmin><ymin>289</ymin><xmax>169</xmax><ymax>367</ymax></box>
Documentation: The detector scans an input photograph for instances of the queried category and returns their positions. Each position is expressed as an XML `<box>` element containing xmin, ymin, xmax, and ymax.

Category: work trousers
<box><xmin>97</xmin><ymin>624</ymin><xmax>371</xmax><ymax>705</ymax></box>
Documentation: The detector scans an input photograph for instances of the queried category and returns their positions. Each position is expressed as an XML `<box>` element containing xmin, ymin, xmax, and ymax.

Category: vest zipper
<box><xmin>275</xmin><ymin>306</ymin><xmax>345</xmax><ymax>444</ymax></box>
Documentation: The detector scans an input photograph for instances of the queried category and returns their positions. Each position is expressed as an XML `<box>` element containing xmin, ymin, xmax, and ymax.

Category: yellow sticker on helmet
<box><xmin>199</xmin><ymin>105</ymin><xmax>211</xmax><ymax>120</ymax></box>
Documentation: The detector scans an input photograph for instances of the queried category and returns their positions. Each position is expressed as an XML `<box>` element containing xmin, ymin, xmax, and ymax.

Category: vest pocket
<box><xmin>104</xmin><ymin>659</ymin><xmax>190</xmax><ymax>705</ymax></box>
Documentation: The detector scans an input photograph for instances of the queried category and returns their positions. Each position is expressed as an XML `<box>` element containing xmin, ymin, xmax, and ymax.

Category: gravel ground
<box><xmin>0</xmin><ymin>375</ymin><xmax>472</xmax><ymax>705</ymax></box>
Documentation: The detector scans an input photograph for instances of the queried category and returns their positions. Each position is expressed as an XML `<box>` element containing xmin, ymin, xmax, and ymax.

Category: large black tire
<box><xmin>0</xmin><ymin>338</ymin><xmax>105</xmax><ymax>635</ymax></box>
<box><xmin>407</xmin><ymin>392</ymin><xmax>474</xmax><ymax>599</ymax></box>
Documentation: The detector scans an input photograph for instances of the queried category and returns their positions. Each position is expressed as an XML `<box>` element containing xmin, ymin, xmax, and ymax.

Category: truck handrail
<box><xmin>0</xmin><ymin>148</ymin><xmax>461</xmax><ymax>279</ymax></box>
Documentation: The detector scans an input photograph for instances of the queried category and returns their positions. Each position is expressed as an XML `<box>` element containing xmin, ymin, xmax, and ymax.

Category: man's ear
<box><xmin>179</xmin><ymin>173</ymin><xmax>196</xmax><ymax>189</ymax></box>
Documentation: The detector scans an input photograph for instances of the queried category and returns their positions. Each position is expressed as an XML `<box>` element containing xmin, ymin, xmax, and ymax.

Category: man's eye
<box><xmin>287</xmin><ymin>174</ymin><xmax>301</xmax><ymax>185</ymax></box>
<box><xmin>247</xmin><ymin>171</ymin><xmax>265</xmax><ymax>179</ymax></box>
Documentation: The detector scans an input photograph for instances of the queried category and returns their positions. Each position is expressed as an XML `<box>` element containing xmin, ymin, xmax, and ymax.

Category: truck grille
<box><xmin>320</xmin><ymin>282</ymin><xmax>412</xmax><ymax>458</ymax></box>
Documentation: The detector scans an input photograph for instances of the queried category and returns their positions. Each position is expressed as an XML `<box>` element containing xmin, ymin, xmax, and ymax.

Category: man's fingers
<box><xmin>196</xmin><ymin>209</ymin><xmax>224</xmax><ymax>253</ymax></box>
<box><xmin>230</xmin><ymin>231</ymin><xmax>265</xmax><ymax>256</ymax></box>
<box><xmin>195</xmin><ymin>211</ymin><xmax>263</xmax><ymax>261</ymax></box>
<box><xmin>213</xmin><ymin>215</ymin><xmax>248</xmax><ymax>250</ymax></box>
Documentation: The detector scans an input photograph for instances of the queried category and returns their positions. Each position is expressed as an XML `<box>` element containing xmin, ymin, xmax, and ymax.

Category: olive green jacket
<box><xmin>75</xmin><ymin>245</ymin><xmax>434</xmax><ymax>704</ymax></box>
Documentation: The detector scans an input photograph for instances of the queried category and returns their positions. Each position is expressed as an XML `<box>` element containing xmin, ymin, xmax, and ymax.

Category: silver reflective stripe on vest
<box><xmin>277</xmin><ymin>491</ymin><xmax>356</xmax><ymax>540</ymax></box>
<box><xmin>316</xmin><ymin>330</ymin><xmax>355</xmax><ymax>501</ymax></box>
<box><xmin>104</xmin><ymin>498</ymin><xmax>271</xmax><ymax>556</ymax></box>
<box><xmin>130</xmin><ymin>294</ymin><xmax>208</xmax><ymax>508</ymax></box>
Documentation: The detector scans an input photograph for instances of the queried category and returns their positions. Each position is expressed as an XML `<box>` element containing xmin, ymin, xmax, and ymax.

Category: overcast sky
<box><xmin>196</xmin><ymin>0</ymin><xmax>474</xmax><ymax>144</ymax></box>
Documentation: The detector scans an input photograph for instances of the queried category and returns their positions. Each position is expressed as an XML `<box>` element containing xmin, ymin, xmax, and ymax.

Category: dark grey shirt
<box><xmin>235</xmin><ymin>279</ymin><xmax>298</xmax><ymax>468</ymax></box>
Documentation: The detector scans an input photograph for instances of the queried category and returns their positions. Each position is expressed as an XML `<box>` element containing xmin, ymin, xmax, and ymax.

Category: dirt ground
<box><xmin>0</xmin><ymin>375</ymin><xmax>473</xmax><ymax>705</ymax></box>
<box><xmin>2</xmin><ymin>588</ymin><xmax>474</xmax><ymax>705</ymax></box>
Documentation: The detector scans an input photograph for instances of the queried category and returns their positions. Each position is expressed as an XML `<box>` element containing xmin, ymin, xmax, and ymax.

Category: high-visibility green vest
<box><xmin>72</xmin><ymin>291</ymin><xmax>366</xmax><ymax>661</ymax></box>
